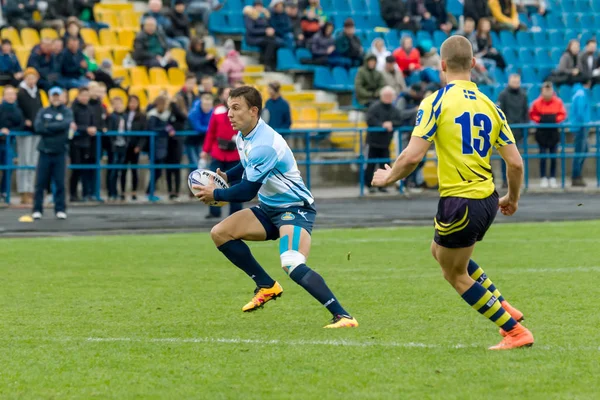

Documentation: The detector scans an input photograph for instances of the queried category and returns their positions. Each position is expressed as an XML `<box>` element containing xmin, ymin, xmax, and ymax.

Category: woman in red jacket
<box><xmin>392</xmin><ymin>36</ymin><xmax>422</xmax><ymax>77</ymax></box>
<box><xmin>200</xmin><ymin>87</ymin><xmax>242</xmax><ymax>219</ymax></box>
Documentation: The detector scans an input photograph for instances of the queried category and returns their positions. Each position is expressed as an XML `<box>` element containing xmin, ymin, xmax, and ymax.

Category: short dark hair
<box><xmin>229</xmin><ymin>86</ymin><xmax>263</xmax><ymax>115</ymax></box>
<box><xmin>78</xmin><ymin>87</ymin><xmax>89</xmax><ymax>94</ymax></box>
<box><xmin>268</xmin><ymin>81</ymin><xmax>281</xmax><ymax>93</ymax></box>
<box><xmin>185</xmin><ymin>72</ymin><xmax>197</xmax><ymax>81</ymax></box>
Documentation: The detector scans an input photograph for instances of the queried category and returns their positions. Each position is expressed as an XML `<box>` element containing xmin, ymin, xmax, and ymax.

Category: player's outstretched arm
<box><xmin>371</xmin><ymin>136</ymin><xmax>431</xmax><ymax>187</ymax></box>
<box><xmin>497</xmin><ymin>143</ymin><xmax>524</xmax><ymax>216</ymax></box>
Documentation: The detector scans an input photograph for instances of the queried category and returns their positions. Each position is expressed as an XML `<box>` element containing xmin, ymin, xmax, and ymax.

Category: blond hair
<box><xmin>440</xmin><ymin>35</ymin><xmax>474</xmax><ymax>73</ymax></box>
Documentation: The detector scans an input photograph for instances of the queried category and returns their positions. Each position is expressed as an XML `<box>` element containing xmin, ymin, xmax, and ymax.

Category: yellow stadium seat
<box><xmin>130</xmin><ymin>66</ymin><xmax>150</xmax><ymax>87</ymax></box>
<box><xmin>147</xmin><ymin>86</ymin><xmax>166</xmax><ymax>103</ymax></box>
<box><xmin>16</xmin><ymin>48</ymin><xmax>30</xmax><ymax>69</ymax></box>
<box><xmin>128</xmin><ymin>87</ymin><xmax>148</xmax><ymax>109</ymax></box>
<box><xmin>299</xmin><ymin>108</ymin><xmax>318</xmax><ymax>122</ymax></box>
<box><xmin>166</xmin><ymin>86</ymin><xmax>181</xmax><ymax>98</ymax></box>
<box><xmin>2</xmin><ymin>27</ymin><xmax>22</xmax><ymax>47</ymax></box>
<box><xmin>112</xmin><ymin>66</ymin><xmax>130</xmax><ymax>87</ymax></box>
<box><xmin>168</xmin><ymin>68</ymin><xmax>186</xmax><ymax>87</ymax></box>
<box><xmin>117</xmin><ymin>30</ymin><xmax>136</xmax><ymax>49</ymax></box>
<box><xmin>286</xmin><ymin>92</ymin><xmax>316</xmax><ymax>103</ymax></box>
<box><xmin>40</xmin><ymin>90</ymin><xmax>49</xmax><ymax>107</ymax></box>
<box><xmin>80</xmin><ymin>28</ymin><xmax>100</xmax><ymax>47</ymax></box>
<box><xmin>95</xmin><ymin>3</ymin><xmax>134</xmax><ymax>12</ymax></box>
<box><xmin>120</xmin><ymin>12</ymin><xmax>140</xmax><ymax>31</ymax></box>
<box><xmin>320</xmin><ymin>112</ymin><xmax>348</xmax><ymax>122</ymax></box>
<box><xmin>68</xmin><ymin>88</ymin><xmax>78</xmax><ymax>104</ymax></box>
<box><xmin>99</xmin><ymin>29</ymin><xmax>118</xmax><ymax>47</ymax></box>
<box><xmin>149</xmin><ymin>67</ymin><xmax>169</xmax><ymax>86</ymax></box>
<box><xmin>96</xmin><ymin>11</ymin><xmax>120</xmax><ymax>28</ymax></box>
<box><xmin>169</xmin><ymin>48</ymin><xmax>187</xmax><ymax>70</ymax></box>
<box><xmin>95</xmin><ymin>48</ymin><xmax>114</xmax><ymax>65</ymax></box>
<box><xmin>113</xmin><ymin>49</ymin><xmax>130</xmax><ymax>66</ymax></box>
<box><xmin>109</xmin><ymin>88</ymin><xmax>128</xmax><ymax>102</ymax></box>
<box><xmin>314</xmin><ymin>102</ymin><xmax>336</xmax><ymax>111</ymax></box>
<box><xmin>40</xmin><ymin>28</ymin><xmax>58</xmax><ymax>40</ymax></box>
<box><xmin>245</xmin><ymin>65</ymin><xmax>264</xmax><ymax>74</ymax></box>
<box><xmin>20</xmin><ymin>28</ymin><xmax>40</xmax><ymax>49</ymax></box>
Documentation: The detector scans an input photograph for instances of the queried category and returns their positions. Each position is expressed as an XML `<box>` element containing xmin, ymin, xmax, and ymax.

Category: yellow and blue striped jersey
<box><xmin>412</xmin><ymin>80</ymin><xmax>515</xmax><ymax>199</ymax></box>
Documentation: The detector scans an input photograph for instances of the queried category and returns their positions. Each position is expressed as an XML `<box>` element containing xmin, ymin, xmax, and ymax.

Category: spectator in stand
<box><xmin>393</xmin><ymin>36</ymin><xmax>421</xmax><ymax>79</ymax></box>
<box><xmin>74</xmin><ymin>0</ymin><xmax>108</xmax><ymax>30</ymax></box>
<box><xmin>243</xmin><ymin>0</ymin><xmax>282</xmax><ymax>71</ymax></box>
<box><xmin>0</xmin><ymin>39</ymin><xmax>23</xmax><ymax>87</ymax></box>
<box><xmin>300</xmin><ymin>0</ymin><xmax>327</xmax><ymax>42</ymax></box>
<box><xmin>371</xmin><ymin>38</ymin><xmax>391</xmax><ymax>72</ymax></box>
<box><xmin>364</xmin><ymin>86</ymin><xmax>402</xmax><ymax>194</ymax></box>
<box><xmin>551</xmin><ymin>39</ymin><xmax>585</xmax><ymax>86</ymax></box>
<box><xmin>334</xmin><ymin>18</ymin><xmax>364</xmax><ymax>67</ymax></box>
<box><xmin>122</xmin><ymin>95</ymin><xmax>146</xmax><ymax>201</ymax></box>
<box><xmin>529</xmin><ymin>82</ymin><xmax>566</xmax><ymax>189</ymax></box>
<box><xmin>107</xmin><ymin>96</ymin><xmax>128</xmax><ymax>201</ymax></box>
<box><xmin>302</xmin><ymin>21</ymin><xmax>335</xmax><ymax>66</ymax></box>
<box><xmin>416</xmin><ymin>0</ymin><xmax>454</xmax><ymax>34</ymax></box>
<box><xmin>63</xmin><ymin>17</ymin><xmax>85</xmax><ymax>48</ymax></box>
<box><xmin>263</xmin><ymin>81</ymin><xmax>291</xmax><ymax>131</ymax></box>
<box><xmin>517</xmin><ymin>0</ymin><xmax>546</xmax><ymax>16</ymax></box>
<box><xmin>32</xmin><ymin>87</ymin><xmax>72</xmax><ymax>220</ymax></box>
<box><xmin>0</xmin><ymin>86</ymin><xmax>24</xmax><ymax>201</ymax></box>
<box><xmin>381</xmin><ymin>55</ymin><xmax>407</xmax><ymax>94</ymax></box>
<box><xmin>200</xmin><ymin>75</ymin><xmax>216</xmax><ymax>97</ymax></box>
<box><xmin>187</xmin><ymin>91</ymin><xmax>215</xmax><ymax>171</ymax></box>
<box><xmin>133</xmin><ymin>17</ymin><xmax>179</xmax><ymax>70</ymax></box>
<box><xmin>17</xmin><ymin>68</ymin><xmax>43</xmax><ymax>206</ymax></box>
<box><xmin>200</xmin><ymin>87</ymin><xmax>242</xmax><ymax>219</ymax></box>
<box><xmin>42</xmin><ymin>0</ymin><xmax>69</xmax><ymax>31</ymax></box>
<box><xmin>497</xmin><ymin>74</ymin><xmax>528</xmax><ymax>188</ymax></box>
<box><xmin>167</xmin><ymin>0</ymin><xmax>192</xmax><ymax>50</ymax></box>
<box><xmin>219</xmin><ymin>49</ymin><xmax>245</xmax><ymax>86</ymax></box>
<box><xmin>456</xmin><ymin>17</ymin><xmax>476</xmax><ymax>41</ymax></box>
<box><xmin>419</xmin><ymin>40</ymin><xmax>442</xmax><ymax>84</ymax></box>
<box><xmin>488</xmin><ymin>0</ymin><xmax>525</xmax><ymax>31</ymax></box>
<box><xmin>142</xmin><ymin>0</ymin><xmax>179</xmax><ymax>47</ymax></box>
<box><xmin>577</xmin><ymin>39</ymin><xmax>600</xmax><ymax>84</ymax></box>
<box><xmin>27</xmin><ymin>39</ymin><xmax>58</xmax><ymax>92</ymax></box>
<box><xmin>186</xmin><ymin>0</ymin><xmax>223</xmax><ymax>35</ymax></box>
<box><xmin>395</xmin><ymin>82</ymin><xmax>423</xmax><ymax>126</ymax></box>
<box><xmin>570</xmin><ymin>80</ymin><xmax>592</xmax><ymax>187</ymax></box>
<box><xmin>464</xmin><ymin>0</ymin><xmax>492</xmax><ymax>26</ymax></box>
<box><xmin>285</xmin><ymin>0</ymin><xmax>304</xmax><ymax>47</ymax></box>
<box><xmin>69</xmin><ymin>87</ymin><xmax>96</xmax><ymax>202</ymax></box>
<box><xmin>473</xmin><ymin>18</ymin><xmax>506</xmax><ymax>70</ymax></box>
<box><xmin>269</xmin><ymin>0</ymin><xmax>294</xmax><ymax>49</ymax></box>
<box><xmin>355</xmin><ymin>54</ymin><xmax>386</xmax><ymax>107</ymax></box>
<box><xmin>186</xmin><ymin>37</ymin><xmax>219</xmax><ymax>82</ymax></box>
<box><xmin>164</xmin><ymin>95</ymin><xmax>188</xmax><ymax>200</ymax></box>
<box><xmin>58</xmin><ymin>37</ymin><xmax>90</xmax><ymax>90</ymax></box>
<box><xmin>4</xmin><ymin>0</ymin><xmax>37</xmax><ymax>30</ymax></box>
<box><xmin>177</xmin><ymin>73</ymin><xmax>199</xmax><ymax>114</ymax></box>
<box><xmin>146</xmin><ymin>95</ymin><xmax>174</xmax><ymax>200</ymax></box>
<box><xmin>52</xmin><ymin>38</ymin><xmax>64</xmax><ymax>60</ymax></box>
<box><xmin>380</xmin><ymin>0</ymin><xmax>418</xmax><ymax>31</ymax></box>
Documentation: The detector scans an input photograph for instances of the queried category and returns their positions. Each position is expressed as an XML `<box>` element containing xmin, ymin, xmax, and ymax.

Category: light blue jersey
<box><xmin>237</xmin><ymin>118</ymin><xmax>314</xmax><ymax>208</ymax></box>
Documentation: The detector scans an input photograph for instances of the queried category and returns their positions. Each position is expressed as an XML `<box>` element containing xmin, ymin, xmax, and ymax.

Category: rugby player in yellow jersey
<box><xmin>371</xmin><ymin>35</ymin><xmax>534</xmax><ymax>350</ymax></box>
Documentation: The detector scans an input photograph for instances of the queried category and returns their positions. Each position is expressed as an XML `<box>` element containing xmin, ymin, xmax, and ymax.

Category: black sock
<box><xmin>289</xmin><ymin>264</ymin><xmax>349</xmax><ymax>317</ymax></box>
<box><xmin>218</xmin><ymin>240</ymin><xmax>275</xmax><ymax>288</ymax></box>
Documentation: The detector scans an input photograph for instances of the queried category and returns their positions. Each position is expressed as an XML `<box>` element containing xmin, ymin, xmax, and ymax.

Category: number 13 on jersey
<box><xmin>455</xmin><ymin>112</ymin><xmax>493</xmax><ymax>157</ymax></box>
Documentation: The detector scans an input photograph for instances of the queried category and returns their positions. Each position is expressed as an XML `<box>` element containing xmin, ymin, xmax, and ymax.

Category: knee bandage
<box><xmin>279</xmin><ymin>226</ymin><xmax>305</xmax><ymax>274</ymax></box>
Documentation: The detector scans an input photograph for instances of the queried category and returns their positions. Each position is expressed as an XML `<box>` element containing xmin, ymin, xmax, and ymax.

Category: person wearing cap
<box><xmin>381</xmin><ymin>55</ymin><xmax>407</xmax><ymax>94</ymax></box>
<box><xmin>17</xmin><ymin>67</ymin><xmax>44</xmax><ymax>205</ymax></box>
<box><xmin>354</xmin><ymin>53</ymin><xmax>386</xmax><ymax>107</ymax></box>
<box><xmin>269</xmin><ymin>0</ymin><xmax>294</xmax><ymax>49</ymax></box>
<box><xmin>32</xmin><ymin>87</ymin><xmax>73</xmax><ymax>220</ymax></box>
<box><xmin>262</xmin><ymin>81</ymin><xmax>291</xmax><ymax>132</ymax></box>
<box><xmin>167</xmin><ymin>0</ymin><xmax>191</xmax><ymax>50</ymax></box>
<box><xmin>334</xmin><ymin>18</ymin><xmax>364</xmax><ymax>67</ymax></box>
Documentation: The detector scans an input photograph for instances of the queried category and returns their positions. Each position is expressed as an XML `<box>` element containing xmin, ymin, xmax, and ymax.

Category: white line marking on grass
<box><xmin>81</xmin><ymin>337</ymin><xmax>599</xmax><ymax>352</ymax></box>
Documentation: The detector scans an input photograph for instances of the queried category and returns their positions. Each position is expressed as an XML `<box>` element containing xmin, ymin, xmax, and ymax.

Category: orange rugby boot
<box><xmin>489</xmin><ymin>324</ymin><xmax>534</xmax><ymax>350</ymax></box>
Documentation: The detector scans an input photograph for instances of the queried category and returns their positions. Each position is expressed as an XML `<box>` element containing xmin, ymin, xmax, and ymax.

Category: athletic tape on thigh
<box><xmin>279</xmin><ymin>227</ymin><xmax>302</xmax><ymax>254</ymax></box>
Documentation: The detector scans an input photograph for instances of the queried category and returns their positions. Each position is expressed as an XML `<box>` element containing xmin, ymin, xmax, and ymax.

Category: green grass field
<box><xmin>1</xmin><ymin>220</ymin><xmax>599</xmax><ymax>399</ymax></box>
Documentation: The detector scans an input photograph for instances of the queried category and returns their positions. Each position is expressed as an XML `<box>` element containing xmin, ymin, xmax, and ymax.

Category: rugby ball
<box><xmin>188</xmin><ymin>169</ymin><xmax>229</xmax><ymax>207</ymax></box>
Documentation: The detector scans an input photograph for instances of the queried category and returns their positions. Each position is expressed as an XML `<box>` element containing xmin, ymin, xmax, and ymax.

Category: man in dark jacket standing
<box><xmin>32</xmin><ymin>87</ymin><xmax>73</xmax><ymax>220</ymax></box>
<box><xmin>364</xmin><ymin>86</ymin><xmax>403</xmax><ymax>193</ymax></box>
<box><xmin>497</xmin><ymin>73</ymin><xmax>528</xmax><ymax>188</ymax></box>
<box><xmin>69</xmin><ymin>87</ymin><xmax>96</xmax><ymax>202</ymax></box>
<box><xmin>262</xmin><ymin>81</ymin><xmax>291</xmax><ymax>131</ymax></box>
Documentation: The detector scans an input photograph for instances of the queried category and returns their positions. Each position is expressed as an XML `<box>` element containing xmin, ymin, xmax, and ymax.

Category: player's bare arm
<box><xmin>371</xmin><ymin>136</ymin><xmax>432</xmax><ymax>187</ymax></box>
<box><xmin>497</xmin><ymin>143</ymin><xmax>524</xmax><ymax>216</ymax></box>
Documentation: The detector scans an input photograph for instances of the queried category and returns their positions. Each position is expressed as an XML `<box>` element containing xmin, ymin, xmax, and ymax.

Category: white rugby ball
<box><xmin>188</xmin><ymin>169</ymin><xmax>229</xmax><ymax>207</ymax></box>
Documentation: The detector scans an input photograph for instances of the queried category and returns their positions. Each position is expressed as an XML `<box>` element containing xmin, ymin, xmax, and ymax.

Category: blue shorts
<box><xmin>250</xmin><ymin>202</ymin><xmax>317</xmax><ymax>241</ymax></box>
<box><xmin>433</xmin><ymin>191</ymin><xmax>499</xmax><ymax>249</ymax></box>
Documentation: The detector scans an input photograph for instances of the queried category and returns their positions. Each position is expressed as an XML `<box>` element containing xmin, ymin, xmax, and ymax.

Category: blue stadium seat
<box><xmin>296</xmin><ymin>47</ymin><xmax>313</xmax><ymax>63</ymax></box>
<box><xmin>494</xmin><ymin>68</ymin><xmax>506</xmax><ymax>84</ymax></box>
<box><xmin>332</xmin><ymin>66</ymin><xmax>352</xmax><ymax>91</ymax></box>
<box><xmin>433</xmin><ymin>30</ymin><xmax>448</xmax><ymax>48</ymax></box>
<box><xmin>479</xmin><ymin>85</ymin><xmax>493</xmax><ymax>99</ymax></box>
<box><xmin>276</xmin><ymin>48</ymin><xmax>299</xmax><ymax>71</ymax></box>
<box><xmin>349</xmin><ymin>67</ymin><xmax>359</xmax><ymax>83</ymax></box>
<box><xmin>223</xmin><ymin>0</ymin><xmax>242</xmax><ymax>11</ymax></box>
<box><xmin>527</xmin><ymin>85</ymin><xmax>541</xmax><ymax>102</ymax></box>
<box><xmin>365</xmin><ymin>31</ymin><xmax>382</xmax><ymax>47</ymax></box>
<box><xmin>416</xmin><ymin>31</ymin><xmax>432</xmax><ymax>45</ymax></box>
<box><xmin>332</xmin><ymin>12</ymin><xmax>352</xmax><ymax>29</ymax></box>
<box><xmin>384</xmin><ymin>30</ymin><xmax>399</xmax><ymax>48</ymax></box>
<box><xmin>505</xmin><ymin>65</ymin><xmax>519</xmax><ymax>78</ymax></box>
<box><xmin>580</xmin><ymin>31</ymin><xmax>595</xmax><ymax>46</ymax></box>
<box><xmin>532</xmin><ymin>32</ymin><xmax>547</xmax><ymax>48</ymax></box>
<box><xmin>535</xmin><ymin>48</ymin><xmax>553</xmax><ymax>67</ymax></box>
<box><xmin>558</xmin><ymin>85</ymin><xmax>572</xmax><ymax>103</ymax></box>
<box><xmin>491</xmin><ymin>31</ymin><xmax>501</xmax><ymax>47</ymax></box>
<box><xmin>521</xmin><ymin>68</ymin><xmax>537</xmax><ymax>84</ymax></box>
<box><xmin>492</xmin><ymin>85</ymin><xmax>504</xmax><ymax>102</ymax></box>
<box><xmin>564</xmin><ymin>29</ymin><xmax>579</xmax><ymax>42</ymax></box>
<box><xmin>367</xmin><ymin>0</ymin><xmax>380</xmax><ymax>14</ymax></box>
<box><xmin>368</xmin><ymin>12</ymin><xmax>386</xmax><ymax>27</ymax></box>
<box><xmin>314</xmin><ymin>67</ymin><xmax>333</xmax><ymax>90</ymax></box>
<box><xmin>501</xmin><ymin>47</ymin><xmax>518</xmax><ymax>66</ymax></box>
<box><xmin>580</xmin><ymin>14</ymin><xmax>595</xmax><ymax>27</ymax></box>
<box><xmin>518</xmin><ymin>13</ymin><xmax>529</xmax><ymax>28</ymax></box>
<box><xmin>593</xmin><ymin>85</ymin><xmax>600</xmax><ymax>103</ymax></box>
<box><xmin>550</xmin><ymin>47</ymin><xmax>563</xmax><ymax>65</ymax></box>
<box><xmin>537</xmin><ymin>66</ymin><xmax>553</xmax><ymax>81</ymax></box>
<box><xmin>333</xmin><ymin>0</ymin><xmax>351</xmax><ymax>12</ymax></box>
<box><xmin>321</xmin><ymin>0</ymin><xmax>334</xmax><ymax>11</ymax></box>
<box><xmin>546</xmin><ymin>13</ymin><xmax>565</xmax><ymax>30</ymax></box>
<box><xmin>518</xmin><ymin>48</ymin><xmax>535</xmax><ymax>66</ymax></box>
<box><xmin>353</xmin><ymin>14</ymin><xmax>370</xmax><ymax>30</ymax></box>
<box><xmin>241</xmin><ymin>37</ymin><xmax>260</xmax><ymax>53</ymax></box>
<box><xmin>210</xmin><ymin>12</ymin><xmax>244</xmax><ymax>34</ymax></box>
<box><xmin>547</xmin><ymin>31</ymin><xmax>564</xmax><ymax>48</ymax></box>
<box><xmin>499</xmin><ymin>31</ymin><xmax>517</xmax><ymax>47</ymax></box>
<box><xmin>399</xmin><ymin>30</ymin><xmax>415</xmax><ymax>41</ymax></box>
<box><xmin>447</xmin><ymin>0</ymin><xmax>463</xmax><ymax>16</ymax></box>
<box><xmin>531</xmin><ymin>14</ymin><xmax>547</xmax><ymax>30</ymax></box>
<box><xmin>564</xmin><ymin>14</ymin><xmax>579</xmax><ymax>29</ymax></box>
<box><xmin>351</xmin><ymin>0</ymin><xmax>368</xmax><ymax>12</ymax></box>
<box><xmin>516</xmin><ymin>31</ymin><xmax>533</xmax><ymax>48</ymax></box>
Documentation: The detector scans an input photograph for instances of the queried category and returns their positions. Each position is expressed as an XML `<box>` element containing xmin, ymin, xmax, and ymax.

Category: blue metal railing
<box><xmin>1</xmin><ymin>123</ymin><xmax>598</xmax><ymax>204</ymax></box>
